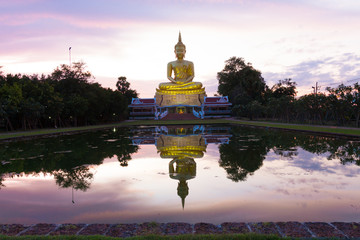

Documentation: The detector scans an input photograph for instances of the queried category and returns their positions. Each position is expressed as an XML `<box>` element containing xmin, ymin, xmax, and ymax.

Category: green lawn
<box><xmin>124</xmin><ymin>119</ymin><xmax>360</xmax><ymax>137</ymax></box>
<box><xmin>227</xmin><ymin>120</ymin><xmax>360</xmax><ymax>137</ymax></box>
<box><xmin>1</xmin><ymin>118</ymin><xmax>360</xmax><ymax>141</ymax></box>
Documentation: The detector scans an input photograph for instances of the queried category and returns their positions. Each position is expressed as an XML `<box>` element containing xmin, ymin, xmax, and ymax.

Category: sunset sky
<box><xmin>1</xmin><ymin>0</ymin><xmax>360</xmax><ymax>97</ymax></box>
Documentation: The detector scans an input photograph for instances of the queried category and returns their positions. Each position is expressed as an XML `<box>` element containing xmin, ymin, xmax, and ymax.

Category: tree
<box><xmin>116</xmin><ymin>76</ymin><xmax>138</xmax><ymax>104</ymax></box>
<box><xmin>326</xmin><ymin>83</ymin><xmax>360</xmax><ymax>127</ymax></box>
<box><xmin>116</xmin><ymin>76</ymin><xmax>130</xmax><ymax>94</ymax></box>
<box><xmin>0</xmin><ymin>82</ymin><xmax>23</xmax><ymax>130</ymax></box>
<box><xmin>0</xmin><ymin>62</ymin><xmax>136</xmax><ymax>131</ymax></box>
<box><xmin>110</xmin><ymin>91</ymin><xmax>128</xmax><ymax>121</ymax></box>
<box><xmin>217</xmin><ymin>57</ymin><xmax>266</xmax><ymax>105</ymax></box>
<box><xmin>65</xmin><ymin>94</ymin><xmax>88</xmax><ymax>126</ymax></box>
<box><xmin>326</xmin><ymin>84</ymin><xmax>353</xmax><ymax>126</ymax></box>
<box><xmin>270</xmin><ymin>78</ymin><xmax>297</xmax><ymax>98</ymax></box>
<box><xmin>351</xmin><ymin>83</ymin><xmax>360</xmax><ymax>127</ymax></box>
<box><xmin>266</xmin><ymin>79</ymin><xmax>297</xmax><ymax>122</ymax></box>
<box><xmin>295</xmin><ymin>93</ymin><xmax>328</xmax><ymax>124</ymax></box>
<box><xmin>50</xmin><ymin>62</ymin><xmax>92</xmax><ymax>126</ymax></box>
<box><xmin>51</xmin><ymin>62</ymin><xmax>92</xmax><ymax>83</ymax></box>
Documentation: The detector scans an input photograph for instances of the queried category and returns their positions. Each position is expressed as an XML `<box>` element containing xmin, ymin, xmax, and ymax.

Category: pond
<box><xmin>0</xmin><ymin>125</ymin><xmax>359</xmax><ymax>224</ymax></box>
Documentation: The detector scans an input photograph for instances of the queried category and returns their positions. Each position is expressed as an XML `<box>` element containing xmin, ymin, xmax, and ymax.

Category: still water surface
<box><xmin>0</xmin><ymin>125</ymin><xmax>359</xmax><ymax>224</ymax></box>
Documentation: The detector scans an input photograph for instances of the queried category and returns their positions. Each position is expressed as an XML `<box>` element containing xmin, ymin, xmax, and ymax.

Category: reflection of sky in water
<box><xmin>0</xmin><ymin>129</ymin><xmax>360</xmax><ymax>224</ymax></box>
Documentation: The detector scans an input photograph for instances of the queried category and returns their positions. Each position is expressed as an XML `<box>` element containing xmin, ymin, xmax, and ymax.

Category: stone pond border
<box><xmin>1</xmin><ymin>222</ymin><xmax>360</xmax><ymax>238</ymax></box>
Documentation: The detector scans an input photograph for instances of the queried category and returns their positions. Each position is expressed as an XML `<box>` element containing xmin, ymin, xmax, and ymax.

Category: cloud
<box><xmin>263</xmin><ymin>53</ymin><xmax>360</xmax><ymax>95</ymax></box>
<box><xmin>0</xmin><ymin>12</ymin><xmax>140</xmax><ymax>29</ymax></box>
<box><xmin>1</xmin><ymin>0</ymin><xmax>360</xmax><ymax>98</ymax></box>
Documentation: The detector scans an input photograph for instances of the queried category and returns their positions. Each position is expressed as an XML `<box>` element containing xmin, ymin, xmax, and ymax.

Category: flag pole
<box><xmin>69</xmin><ymin>47</ymin><xmax>72</xmax><ymax>68</ymax></box>
<box><xmin>72</xmin><ymin>186</ymin><xmax>75</xmax><ymax>204</ymax></box>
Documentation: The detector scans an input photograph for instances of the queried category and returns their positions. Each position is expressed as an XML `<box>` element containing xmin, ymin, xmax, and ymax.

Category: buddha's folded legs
<box><xmin>159</xmin><ymin>82</ymin><xmax>203</xmax><ymax>90</ymax></box>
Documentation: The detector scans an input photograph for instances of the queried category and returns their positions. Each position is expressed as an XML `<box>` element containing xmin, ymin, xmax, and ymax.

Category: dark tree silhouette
<box><xmin>116</xmin><ymin>76</ymin><xmax>138</xmax><ymax>104</ymax></box>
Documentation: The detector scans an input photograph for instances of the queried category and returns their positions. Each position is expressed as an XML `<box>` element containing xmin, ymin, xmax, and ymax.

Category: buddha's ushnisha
<box><xmin>156</xmin><ymin>32</ymin><xmax>205</xmax><ymax>95</ymax></box>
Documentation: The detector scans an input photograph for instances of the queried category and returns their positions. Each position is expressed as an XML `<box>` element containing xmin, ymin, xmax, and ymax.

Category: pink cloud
<box><xmin>1</xmin><ymin>12</ymin><xmax>143</xmax><ymax>29</ymax></box>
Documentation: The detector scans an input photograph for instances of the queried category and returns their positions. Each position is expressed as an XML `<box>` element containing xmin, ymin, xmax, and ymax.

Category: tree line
<box><xmin>0</xmin><ymin>63</ymin><xmax>137</xmax><ymax>131</ymax></box>
<box><xmin>218</xmin><ymin>57</ymin><xmax>360</xmax><ymax>127</ymax></box>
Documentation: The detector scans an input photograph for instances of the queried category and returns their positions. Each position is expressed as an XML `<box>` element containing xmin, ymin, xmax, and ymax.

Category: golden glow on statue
<box><xmin>157</xmin><ymin>134</ymin><xmax>206</xmax><ymax>159</ymax></box>
<box><xmin>169</xmin><ymin>157</ymin><xmax>196</xmax><ymax>209</ymax></box>
<box><xmin>156</xmin><ymin>32</ymin><xmax>205</xmax><ymax>95</ymax></box>
<box><xmin>156</xmin><ymin>129</ymin><xmax>205</xmax><ymax>209</ymax></box>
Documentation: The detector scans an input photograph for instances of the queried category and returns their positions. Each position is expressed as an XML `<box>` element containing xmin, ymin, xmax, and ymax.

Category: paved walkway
<box><xmin>1</xmin><ymin>222</ymin><xmax>360</xmax><ymax>238</ymax></box>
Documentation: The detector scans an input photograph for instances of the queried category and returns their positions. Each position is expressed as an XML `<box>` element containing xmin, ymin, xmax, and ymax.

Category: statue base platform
<box><xmin>160</xmin><ymin>113</ymin><xmax>198</xmax><ymax>120</ymax></box>
<box><xmin>155</xmin><ymin>92</ymin><xmax>206</xmax><ymax>107</ymax></box>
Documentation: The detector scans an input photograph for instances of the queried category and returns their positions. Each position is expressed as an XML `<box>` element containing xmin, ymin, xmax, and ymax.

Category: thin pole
<box><xmin>69</xmin><ymin>47</ymin><xmax>72</xmax><ymax>68</ymax></box>
<box><xmin>72</xmin><ymin>186</ymin><xmax>75</xmax><ymax>204</ymax></box>
<box><xmin>312</xmin><ymin>82</ymin><xmax>320</xmax><ymax>95</ymax></box>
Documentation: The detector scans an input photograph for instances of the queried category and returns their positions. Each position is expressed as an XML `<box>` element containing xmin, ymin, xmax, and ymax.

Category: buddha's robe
<box><xmin>157</xmin><ymin>61</ymin><xmax>204</xmax><ymax>95</ymax></box>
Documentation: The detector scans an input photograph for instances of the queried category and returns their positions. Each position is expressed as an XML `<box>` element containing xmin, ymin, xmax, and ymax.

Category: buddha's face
<box><xmin>175</xmin><ymin>46</ymin><xmax>186</xmax><ymax>60</ymax></box>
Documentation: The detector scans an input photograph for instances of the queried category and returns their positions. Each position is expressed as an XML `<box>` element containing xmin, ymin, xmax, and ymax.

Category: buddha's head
<box><xmin>174</xmin><ymin>32</ymin><xmax>186</xmax><ymax>60</ymax></box>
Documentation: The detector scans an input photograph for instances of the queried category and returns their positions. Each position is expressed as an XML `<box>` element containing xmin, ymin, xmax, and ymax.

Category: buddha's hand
<box><xmin>167</xmin><ymin>77</ymin><xmax>176</xmax><ymax>83</ymax></box>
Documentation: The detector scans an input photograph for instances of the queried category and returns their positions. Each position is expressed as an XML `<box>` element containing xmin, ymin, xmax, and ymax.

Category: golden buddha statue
<box><xmin>155</xmin><ymin>33</ymin><xmax>206</xmax><ymax>108</ymax></box>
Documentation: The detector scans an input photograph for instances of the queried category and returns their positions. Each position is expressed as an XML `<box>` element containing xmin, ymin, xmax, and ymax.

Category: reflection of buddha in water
<box><xmin>169</xmin><ymin>157</ymin><xmax>196</xmax><ymax>209</ymax></box>
<box><xmin>156</xmin><ymin>33</ymin><xmax>205</xmax><ymax>95</ymax></box>
<box><xmin>156</xmin><ymin>130</ymin><xmax>205</xmax><ymax>208</ymax></box>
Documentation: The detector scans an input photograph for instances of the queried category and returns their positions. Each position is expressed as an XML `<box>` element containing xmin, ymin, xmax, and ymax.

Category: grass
<box><xmin>122</xmin><ymin>119</ymin><xmax>360</xmax><ymax>137</ymax></box>
<box><xmin>0</xmin><ymin>119</ymin><xmax>228</xmax><ymax>140</ymax></box>
<box><xmin>0</xmin><ymin>234</ymin><xmax>286</xmax><ymax>240</ymax></box>
<box><xmin>228</xmin><ymin>119</ymin><xmax>360</xmax><ymax>137</ymax></box>
<box><xmin>1</xmin><ymin>118</ymin><xmax>360</xmax><ymax>141</ymax></box>
<box><xmin>0</xmin><ymin>122</ymin><xmax>130</xmax><ymax>140</ymax></box>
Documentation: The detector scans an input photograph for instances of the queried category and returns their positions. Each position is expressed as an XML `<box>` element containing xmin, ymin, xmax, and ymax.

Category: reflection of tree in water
<box><xmin>0</xmin><ymin>175</ymin><xmax>4</xmax><ymax>189</ymax></box>
<box><xmin>0</xmin><ymin>127</ymin><xmax>138</xmax><ymax>190</ymax></box>
<box><xmin>218</xmin><ymin>126</ymin><xmax>360</xmax><ymax>182</ymax></box>
<box><xmin>118</xmin><ymin>155</ymin><xmax>131</xmax><ymax>167</ymax></box>
<box><xmin>295</xmin><ymin>135</ymin><xmax>360</xmax><ymax>166</ymax></box>
<box><xmin>53</xmin><ymin>166</ymin><xmax>93</xmax><ymax>191</ymax></box>
<box><xmin>296</xmin><ymin>135</ymin><xmax>334</xmax><ymax>155</ymax></box>
<box><xmin>327</xmin><ymin>141</ymin><xmax>360</xmax><ymax>166</ymax></box>
<box><xmin>218</xmin><ymin>127</ymin><xmax>270</xmax><ymax>182</ymax></box>
<box><xmin>272</xmin><ymin>147</ymin><xmax>298</xmax><ymax>159</ymax></box>
<box><xmin>1</xmin><ymin>125</ymin><xmax>360</xmax><ymax>190</ymax></box>
<box><xmin>270</xmin><ymin>132</ymin><xmax>299</xmax><ymax>159</ymax></box>
<box><xmin>219</xmin><ymin>142</ymin><xmax>265</xmax><ymax>182</ymax></box>
<box><xmin>117</xmin><ymin>145</ymin><xmax>138</xmax><ymax>167</ymax></box>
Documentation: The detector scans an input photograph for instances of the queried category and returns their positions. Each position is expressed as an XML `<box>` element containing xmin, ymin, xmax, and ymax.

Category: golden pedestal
<box><xmin>155</xmin><ymin>92</ymin><xmax>206</xmax><ymax>107</ymax></box>
<box><xmin>157</xmin><ymin>134</ymin><xmax>206</xmax><ymax>158</ymax></box>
